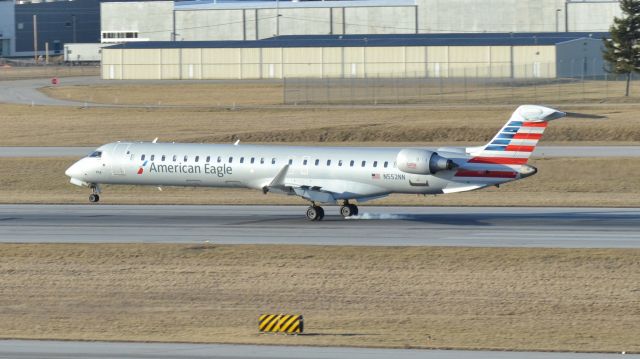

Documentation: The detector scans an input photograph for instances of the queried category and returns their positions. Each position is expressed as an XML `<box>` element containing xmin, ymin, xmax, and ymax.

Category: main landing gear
<box><xmin>305</xmin><ymin>201</ymin><xmax>359</xmax><ymax>221</ymax></box>
<box><xmin>88</xmin><ymin>185</ymin><xmax>100</xmax><ymax>203</ymax></box>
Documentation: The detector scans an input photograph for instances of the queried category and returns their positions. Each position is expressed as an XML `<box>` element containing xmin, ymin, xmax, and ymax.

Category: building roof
<box><xmin>106</xmin><ymin>32</ymin><xmax>609</xmax><ymax>50</ymax></box>
<box><xmin>175</xmin><ymin>0</ymin><xmax>416</xmax><ymax>10</ymax></box>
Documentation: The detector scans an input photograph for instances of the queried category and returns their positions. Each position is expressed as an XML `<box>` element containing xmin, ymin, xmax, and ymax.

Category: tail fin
<box><xmin>467</xmin><ymin>105</ymin><xmax>565</xmax><ymax>165</ymax></box>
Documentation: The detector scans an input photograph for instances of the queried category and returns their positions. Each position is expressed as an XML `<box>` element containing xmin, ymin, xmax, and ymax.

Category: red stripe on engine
<box><xmin>513</xmin><ymin>133</ymin><xmax>542</xmax><ymax>140</ymax></box>
<box><xmin>455</xmin><ymin>170</ymin><xmax>517</xmax><ymax>178</ymax></box>
<box><xmin>522</xmin><ymin>122</ymin><xmax>547</xmax><ymax>128</ymax></box>
<box><xmin>505</xmin><ymin>145</ymin><xmax>535</xmax><ymax>152</ymax></box>
<box><xmin>468</xmin><ymin>157</ymin><xmax>528</xmax><ymax>165</ymax></box>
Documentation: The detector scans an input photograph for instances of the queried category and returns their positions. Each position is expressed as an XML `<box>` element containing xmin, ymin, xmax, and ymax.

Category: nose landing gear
<box><xmin>88</xmin><ymin>185</ymin><xmax>100</xmax><ymax>203</ymax></box>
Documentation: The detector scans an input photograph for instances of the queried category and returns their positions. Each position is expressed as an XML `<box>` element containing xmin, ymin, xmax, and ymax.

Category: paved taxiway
<box><xmin>1</xmin><ymin>205</ymin><xmax>639</xmax><ymax>248</ymax></box>
<box><xmin>0</xmin><ymin>340</ymin><xmax>636</xmax><ymax>359</ymax></box>
<box><xmin>2</xmin><ymin>146</ymin><xmax>640</xmax><ymax>158</ymax></box>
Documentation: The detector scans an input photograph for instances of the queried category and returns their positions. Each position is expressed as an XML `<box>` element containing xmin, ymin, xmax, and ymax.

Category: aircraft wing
<box><xmin>260</xmin><ymin>165</ymin><xmax>388</xmax><ymax>204</ymax></box>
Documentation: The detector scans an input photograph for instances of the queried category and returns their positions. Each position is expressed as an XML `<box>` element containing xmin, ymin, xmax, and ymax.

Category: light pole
<box><xmin>72</xmin><ymin>14</ymin><xmax>77</xmax><ymax>43</ymax></box>
<box><xmin>276</xmin><ymin>0</ymin><xmax>280</xmax><ymax>37</ymax></box>
<box><xmin>555</xmin><ymin>9</ymin><xmax>561</xmax><ymax>33</ymax></box>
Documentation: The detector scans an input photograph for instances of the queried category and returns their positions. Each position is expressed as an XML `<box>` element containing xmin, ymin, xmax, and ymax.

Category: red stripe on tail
<box><xmin>468</xmin><ymin>157</ymin><xmax>529</xmax><ymax>165</ymax></box>
<box><xmin>522</xmin><ymin>122</ymin><xmax>547</xmax><ymax>128</ymax></box>
<box><xmin>513</xmin><ymin>133</ymin><xmax>542</xmax><ymax>140</ymax></box>
<box><xmin>505</xmin><ymin>145</ymin><xmax>535</xmax><ymax>152</ymax></box>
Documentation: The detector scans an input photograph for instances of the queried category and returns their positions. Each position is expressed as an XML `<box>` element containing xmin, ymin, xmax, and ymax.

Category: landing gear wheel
<box><xmin>306</xmin><ymin>205</ymin><xmax>324</xmax><ymax>221</ymax></box>
<box><xmin>340</xmin><ymin>205</ymin><xmax>354</xmax><ymax>218</ymax></box>
<box><xmin>89</xmin><ymin>194</ymin><xmax>100</xmax><ymax>203</ymax></box>
<box><xmin>349</xmin><ymin>204</ymin><xmax>358</xmax><ymax>216</ymax></box>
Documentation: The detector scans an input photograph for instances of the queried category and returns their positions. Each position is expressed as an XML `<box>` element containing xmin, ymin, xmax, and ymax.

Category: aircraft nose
<box><xmin>65</xmin><ymin>161</ymin><xmax>82</xmax><ymax>178</ymax></box>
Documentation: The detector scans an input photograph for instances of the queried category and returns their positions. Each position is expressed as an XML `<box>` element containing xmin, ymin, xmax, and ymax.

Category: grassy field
<box><xmin>1</xmin><ymin>103</ymin><xmax>640</xmax><ymax>147</ymax></box>
<box><xmin>1</xmin><ymin>244</ymin><xmax>638</xmax><ymax>352</ymax></box>
<box><xmin>39</xmin><ymin>79</ymin><xmax>640</xmax><ymax>106</ymax></box>
<box><xmin>0</xmin><ymin>66</ymin><xmax>99</xmax><ymax>81</ymax></box>
<box><xmin>1</xmin><ymin>157</ymin><xmax>639</xmax><ymax>206</ymax></box>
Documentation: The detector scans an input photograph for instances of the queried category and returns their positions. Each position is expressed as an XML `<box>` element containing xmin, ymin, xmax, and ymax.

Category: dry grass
<box><xmin>1</xmin><ymin>103</ymin><xmax>640</xmax><ymax>147</ymax></box>
<box><xmin>40</xmin><ymin>82</ymin><xmax>283</xmax><ymax>106</ymax></box>
<box><xmin>0</xmin><ymin>66</ymin><xmax>99</xmax><ymax>81</ymax></box>
<box><xmin>40</xmin><ymin>79</ymin><xmax>640</xmax><ymax>106</ymax></box>
<box><xmin>1</xmin><ymin>244</ymin><xmax>638</xmax><ymax>352</ymax></box>
<box><xmin>1</xmin><ymin>157</ymin><xmax>639</xmax><ymax>207</ymax></box>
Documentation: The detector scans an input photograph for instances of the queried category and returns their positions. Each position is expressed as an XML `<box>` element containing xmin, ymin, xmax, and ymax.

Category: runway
<box><xmin>1</xmin><ymin>205</ymin><xmax>639</xmax><ymax>248</ymax></box>
<box><xmin>0</xmin><ymin>340</ymin><xmax>635</xmax><ymax>359</ymax></box>
<box><xmin>2</xmin><ymin>146</ymin><xmax>640</xmax><ymax>158</ymax></box>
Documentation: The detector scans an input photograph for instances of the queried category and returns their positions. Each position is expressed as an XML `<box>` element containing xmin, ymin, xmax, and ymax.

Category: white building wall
<box><xmin>100</xmin><ymin>1</ymin><xmax>173</xmax><ymax>42</ymax></box>
<box><xmin>567</xmin><ymin>1</ymin><xmax>621</xmax><ymax>32</ymax></box>
<box><xmin>0</xmin><ymin>1</ymin><xmax>16</xmax><ymax>56</ymax></box>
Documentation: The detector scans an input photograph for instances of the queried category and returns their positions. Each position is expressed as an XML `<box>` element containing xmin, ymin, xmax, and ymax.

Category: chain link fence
<box><xmin>284</xmin><ymin>63</ymin><xmax>640</xmax><ymax>105</ymax></box>
<box><xmin>0</xmin><ymin>59</ymin><xmax>100</xmax><ymax>81</ymax></box>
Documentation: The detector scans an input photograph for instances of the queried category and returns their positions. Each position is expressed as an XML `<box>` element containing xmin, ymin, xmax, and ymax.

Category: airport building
<box><xmin>0</xmin><ymin>0</ymin><xmax>100</xmax><ymax>58</ymax></box>
<box><xmin>101</xmin><ymin>33</ymin><xmax>607</xmax><ymax>80</ymax></box>
<box><xmin>100</xmin><ymin>0</ymin><xmax>621</xmax><ymax>43</ymax></box>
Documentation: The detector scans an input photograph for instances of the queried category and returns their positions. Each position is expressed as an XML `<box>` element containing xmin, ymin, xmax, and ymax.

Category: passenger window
<box><xmin>338</xmin><ymin>160</ymin><xmax>343</xmax><ymax>167</ymax></box>
<box><xmin>260</xmin><ymin>158</ymin><xmax>264</xmax><ymax>164</ymax></box>
<box><xmin>288</xmin><ymin>159</ymin><xmax>293</xmax><ymax>165</ymax></box>
<box><xmin>206</xmin><ymin>156</ymin><xmax>210</xmax><ymax>163</ymax></box>
<box><xmin>240</xmin><ymin>157</ymin><xmax>244</xmax><ymax>164</ymax></box>
<box><xmin>217</xmin><ymin>156</ymin><xmax>222</xmax><ymax>163</ymax></box>
<box><xmin>272</xmin><ymin>158</ymin><xmax>276</xmax><ymax>164</ymax></box>
<box><xmin>141</xmin><ymin>154</ymin><xmax>146</xmax><ymax>161</ymax></box>
<box><xmin>150</xmin><ymin>155</ymin><xmax>155</xmax><ymax>161</ymax></box>
<box><xmin>315</xmin><ymin>159</ymin><xmax>319</xmax><ymax>166</ymax></box>
<box><xmin>384</xmin><ymin>161</ymin><xmax>388</xmax><ymax>168</ymax></box>
<box><xmin>326</xmin><ymin>159</ymin><xmax>331</xmax><ymax>166</ymax></box>
<box><xmin>373</xmin><ymin>161</ymin><xmax>377</xmax><ymax>167</ymax></box>
<box><xmin>251</xmin><ymin>157</ymin><xmax>255</xmax><ymax>164</ymax></box>
<box><xmin>303</xmin><ymin>159</ymin><xmax>308</xmax><ymax>166</ymax></box>
<box><xmin>184</xmin><ymin>155</ymin><xmax>188</xmax><ymax>162</ymax></box>
<box><xmin>350</xmin><ymin>160</ymin><xmax>354</xmax><ymax>167</ymax></box>
<box><xmin>161</xmin><ymin>155</ymin><xmax>166</xmax><ymax>161</ymax></box>
<box><xmin>195</xmin><ymin>156</ymin><xmax>199</xmax><ymax>163</ymax></box>
<box><xmin>229</xmin><ymin>157</ymin><xmax>233</xmax><ymax>163</ymax></box>
<box><xmin>361</xmin><ymin>161</ymin><xmax>366</xmax><ymax>167</ymax></box>
<box><xmin>173</xmin><ymin>155</ymin><xmax>177</xmax><ymax>162</ymax></box>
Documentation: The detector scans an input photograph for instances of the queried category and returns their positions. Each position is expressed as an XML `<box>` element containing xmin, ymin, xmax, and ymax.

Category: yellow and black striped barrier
<box><xmin>259</xmin><ymin>314</ymin><xmax>303</xmax><ymax>334</ymax></box>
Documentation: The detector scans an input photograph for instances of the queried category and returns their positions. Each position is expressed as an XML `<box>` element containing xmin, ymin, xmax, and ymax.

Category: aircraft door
<box><xmin>111</xmin><ymin>143</ymin><xmax>130</xmax><ymax>176</ymax></box>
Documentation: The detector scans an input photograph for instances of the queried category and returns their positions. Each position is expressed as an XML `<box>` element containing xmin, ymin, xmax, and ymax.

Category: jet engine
<box><xmin>396</xmin><ymin>149</ymin><xmax>455</xmax><ymax>175</ymax></box>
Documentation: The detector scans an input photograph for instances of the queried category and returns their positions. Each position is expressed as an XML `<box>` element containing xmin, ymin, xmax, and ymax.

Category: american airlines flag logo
<box><xmin>137</xmin><ymin>160</ymin><xmax>148</xmax><ymax>175</ymax></box>
<box><xmin>371</xmin><ymin>173</ymin><xmax>380</xmax><ymax>180</ymax></box>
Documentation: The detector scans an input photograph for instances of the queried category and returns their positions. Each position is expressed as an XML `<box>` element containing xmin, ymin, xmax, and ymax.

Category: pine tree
<box><xmin>602</xmin><ymin>0</ymin><xmax>640</xmax><ymax>96</ymax></box>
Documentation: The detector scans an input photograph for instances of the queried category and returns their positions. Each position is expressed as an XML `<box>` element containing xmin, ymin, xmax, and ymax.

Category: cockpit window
<box><xmin>88</xmin><ymin>151</ymin><xmax>102</xmax><ymax>158</ymax></box>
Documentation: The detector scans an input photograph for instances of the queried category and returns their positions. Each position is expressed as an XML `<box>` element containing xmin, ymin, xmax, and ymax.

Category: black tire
<box><xmin>317</xmin><ymin>206</ymin><xmax>325</xmax><ymax>221</ymax></box>
<box><xmin>340</xmin><ymin>205</ymin><xmax>352</xmax><ymax>218</ymax></box>
<box><xmin>306</xmin><ymin>206</ymin><xmax>318</xmax><ymax>221</ymax></box>
<box><xmin>349</xmin><ymin>204</ymin><xmax>359</xmax><ymax>216</ymax></box>
<box><xmin>89</xmin><ymin>194</ymin><xmax>99</xmax><ymax>203</ymax></box>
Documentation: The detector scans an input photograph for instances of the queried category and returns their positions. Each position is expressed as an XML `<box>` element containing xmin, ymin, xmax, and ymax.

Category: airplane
<box><xmin>65</xmin><ymin>104</ymin><xmax>565</xmax><ymax>220</ymax></box>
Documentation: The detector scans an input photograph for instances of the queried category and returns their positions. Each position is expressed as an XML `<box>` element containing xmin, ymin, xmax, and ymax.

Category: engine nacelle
<box><xmin>396</xmin><ymin>149</ymin><xmax>455</xmax><ymax>175</ymax></box>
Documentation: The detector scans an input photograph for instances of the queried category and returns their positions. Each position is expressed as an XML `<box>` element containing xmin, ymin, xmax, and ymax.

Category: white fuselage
<box><xmin>65</xmin><ymin>142</ymin><xmax>517</xmax><ymax>203</ymax></box>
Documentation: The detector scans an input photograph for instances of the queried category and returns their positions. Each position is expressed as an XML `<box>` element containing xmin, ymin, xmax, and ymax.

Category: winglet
<box><xmin>152</xmin><ymin>137</ymin><xmax>158</xmax><ymax>143</ymax></box>
<box><xmin>268</xmin><ymin>164</ymin><xmax>289</xmax><ymax>187</ymax></box>
<box><xmin>234</xmin><ymin>139</ymin><xmax>240</xmax><ymax>146</ymax></box>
